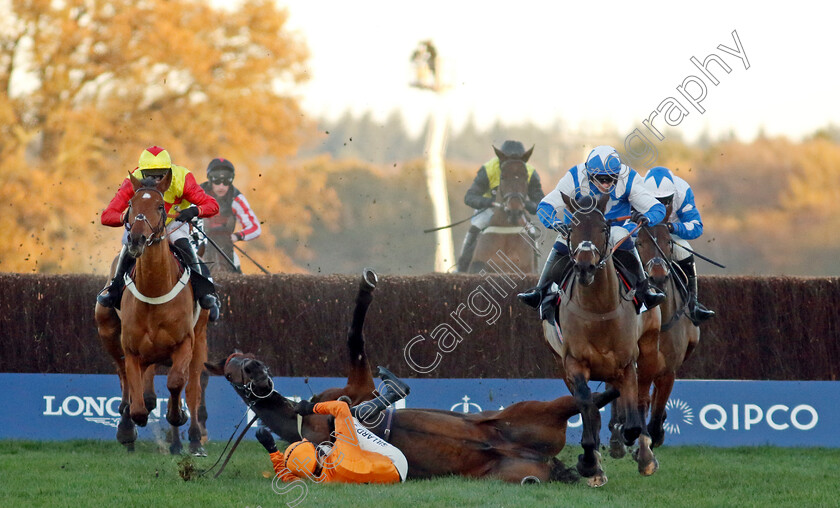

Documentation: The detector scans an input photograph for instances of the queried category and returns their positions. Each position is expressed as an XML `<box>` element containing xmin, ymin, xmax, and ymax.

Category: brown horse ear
<box><xmin>129</xmin><ymin>171</ymin><xmax>142</xmax><ymax>191</ymax></box>
<box><xmin>204</xmin><ymin>357</ymin><xmax>226</xmax><ymax>376</ymax></box>
<box><xmin>521</xmin><ymin>145</ymin><xmax>535</xmax><ymax>163</ymax></box>
<box><xmin>562</xmin><ymin>193</ymin><xmax>577</xmax><ymax>213</ymax></box>
<box><xmin>156</xmin><ymin>171</ymin><xmax>172</xmax><ymax>193</ymax></box>
<box><xmin>492</xmin><ymin>145</ymin><xmax>506</xmax><ymax>162</ymax></box>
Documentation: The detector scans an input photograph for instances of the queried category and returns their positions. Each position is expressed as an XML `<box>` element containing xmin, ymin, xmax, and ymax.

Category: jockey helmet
<box><xmin>643</xmin><ymin>167</ymin><xmax>677</xmax><ymax>201</ymax></box>
<box><xmin>493</xmin><ymin>140</ymin><xmax>535</xmax><ymax>163</ymax></box>
<box><xmin>206</xmin><ymin>158</ymin><xmax>235</xmax><ymax>178</ymax></box>
<box><xmin>585</xmin><ymin>146</ymin><xmax>623</xmax><ymax>178</ymax></box>
<box><xmin>138</xmin><ymin>146</ymin><xmax>172</xmax><ymax>179</ymax></box>
<box><xmin>284</xmin><ymin>439</ymin><xmax>318</xmax><ymax>477</ymax></box>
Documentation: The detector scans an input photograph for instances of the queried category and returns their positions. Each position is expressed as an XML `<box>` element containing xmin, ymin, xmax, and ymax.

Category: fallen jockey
<box><xmin>256</xmin><ymin>370</ymin><xmax>411</xmax><ymax>484</ymax></box>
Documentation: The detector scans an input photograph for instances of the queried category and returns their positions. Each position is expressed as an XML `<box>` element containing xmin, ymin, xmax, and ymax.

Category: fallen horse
<box><xmin>206</xmin><ymin>269</ymin><xmax>618</xmax><ymax>484</ymax></box>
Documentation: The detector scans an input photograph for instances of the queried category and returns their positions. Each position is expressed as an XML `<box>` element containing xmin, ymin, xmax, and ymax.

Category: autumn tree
<box><xmin>0</xmin><ymin>0</ymin><xmax>335</xmax><ymax>274</ymax></box>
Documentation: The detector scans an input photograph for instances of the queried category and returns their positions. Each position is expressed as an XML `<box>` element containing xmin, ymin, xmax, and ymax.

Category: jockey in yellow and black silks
<box><xmin>455</xmin><ymin>140</ymin><xmax>545</xmax><ymax>272</ymax></box>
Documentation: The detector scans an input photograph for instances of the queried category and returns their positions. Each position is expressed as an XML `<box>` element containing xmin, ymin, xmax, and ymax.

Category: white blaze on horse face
<box><xmin>141</xmin><ymin>192</ymin><xmax>152</xmax><ymax>199</ymax></box>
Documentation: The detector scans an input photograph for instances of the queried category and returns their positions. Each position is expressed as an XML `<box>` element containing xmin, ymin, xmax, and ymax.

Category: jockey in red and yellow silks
<box><xmin>262</xmin><ymin>401</ymin><xmax>406</xmax><ymax>484</ymax></box>
<box><xmin>96</xmin><ymin>146</ymin><xmax>221</xmax><ymax>318</ymax></box>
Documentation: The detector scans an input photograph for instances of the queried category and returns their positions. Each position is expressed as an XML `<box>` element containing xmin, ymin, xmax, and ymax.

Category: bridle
<box><xmin>499</xmin><ymin>159</ymin><xmax>528</xmax><ymax>215</ymax></box>
<box><xmin>568</xmin><ymin>209</ymin><xmax>611</xmax><ymax>270</ymax></box>
<box><xmin>125</xmin><ymin>187</ymin><xmax>168</xmax><ymax>246</ymax></box>
<box><xmin>224</xmin><ymin>353</ymin><xmax>275</xmax><ymax>401</ymax></box>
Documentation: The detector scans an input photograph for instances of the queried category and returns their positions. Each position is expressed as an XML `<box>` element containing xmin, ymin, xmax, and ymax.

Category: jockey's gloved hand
<box><xmin>667</xmin><ymin>222</ymin><xmax>675</xmax><ymax>234</ymax></box>
<box><xmin>175</xmin><ymin>207</ymin><xmax>199</xmax><ymax>223</ymax></box>
<box><xmin>553</xmin><ymin>223</ymin><xmax>570</xmax><ymax>237</ymax></box>
<box><xmin>294</xmin><ymin>400</ymin><xmax>316</xmax><ymax>416</ymax></box>
<box><xmin>255</xmin><ymin>426</ymin><xmax>277</xmax><ymax>453</ymax></box>
<box><xmin>631</xmin><ymin>210</ymin><xmax>649</xmax><ymax>226</ymax></box>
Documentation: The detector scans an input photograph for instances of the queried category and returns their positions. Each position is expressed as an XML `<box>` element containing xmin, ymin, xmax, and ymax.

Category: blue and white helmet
<box><xmin>643</xmin><ymin>166</ymin><xmax>677</xmax><ymax>198</ymax></box>
<box><xmin>585</xmin><ymin>145</ymin><xmax>623</xmax><ymax>177</ymax></box>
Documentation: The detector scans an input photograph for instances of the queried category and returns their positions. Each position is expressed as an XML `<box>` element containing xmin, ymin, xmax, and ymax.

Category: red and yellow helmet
<box><xmin>138</xmin><ymin>146</ymin><xmax>172</xmax><ymax>172</ymax></box>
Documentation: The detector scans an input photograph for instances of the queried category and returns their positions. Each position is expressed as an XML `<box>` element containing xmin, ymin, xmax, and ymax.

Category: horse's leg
<box><xmin>198</xmin><ymin>370</ymin><xmax>209</xmax><ymax>441</ymax></box>
<box><xmin>95</xmin><ymin>305</ymin><xmax>137</xmax><ymax>450</ymax></box>
<box><xmin>607</xmin><ymin>384</ymin><xmax>627</xmax><ymax>459</ymax></box>
<box><xmin>569</xmin><ymin>369</ymin><xmax>607</xmax><ymax>487</ymax></box>
<box><xmin>165</xmin><ymin>336</ymin><xmax>192</xmax><ymax>428</ymax></box>
<box><xmin>633</xmin><ymin>372</ymin><xmax>659</xmax><ymax>476</ymax></box>
<box><xmin>142</xmin><ymin>365</ymin><xmax>157</xmax><ymax>413</ymax></box>
<box><xmin>186</xmin><ymin>321</ymin><xmax>208</xmax><ymax>456</ymax></box>
<box><xmin>615</xmin><ymin>362</ymin><xmax>643</xmax><ymax>446</ymax></box>
<box><xmin>125</xmin><ymin>353</ymin><xmax>150</xmax><ymax>426</ymax></box>
<box><xmin>648</xmin><ymin>372</ymin><xmax>675</xmax><ymax>449</ymax></box>
<box><xmin>344</xmin><ymin>270</ymin><xmax>378</xmax><ymax>403</ymax></box>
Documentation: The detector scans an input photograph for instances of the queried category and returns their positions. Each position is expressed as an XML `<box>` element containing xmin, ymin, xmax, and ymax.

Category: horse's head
<box><xmin>497</xmin><ymin>158</ymin><xmax>530</xmax><ymax>220</ymax></box>
<box><xmin>125</xmin><ymin>172</ymin><xmax>171</xmax><ymax>257</ymax></box>
<box><xmin>493</xmin><ymin>142</ymin><xmax>533</xmax><ymax>223</ymax></box>
<box><xmin>205</xmin><ymin>351</ymin><xmax>275</xmax><ymax>400</ymax></box>
<box><xmin>565</xmin><ymin>194</ymin><xmax>610</xmax><ymax>287</ymax></box>
<box><xmin>636</xmin><ymin>224</ymin><xmax>673</xmax><ymax>287</ymax></box>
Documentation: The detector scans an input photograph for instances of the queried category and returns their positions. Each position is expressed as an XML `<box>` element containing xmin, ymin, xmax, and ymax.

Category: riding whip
<box><xmin>423</xmin><ymin>211</ymin><xmax>481</xmax><ymax>233</ymax></box>
<box><xmin>192</xmin><ymin>224</ymin><xmax>242</xmax><ymax>273</ymax></box>
<box><xmin>670</xmin><ymin>242</ymin><xmax>726</xmax><ymax>269</ymax></box>
<box><xmin>233</xmin><ymin>243</ymin><xmax>271</xmax><ymax>275</ymax></box>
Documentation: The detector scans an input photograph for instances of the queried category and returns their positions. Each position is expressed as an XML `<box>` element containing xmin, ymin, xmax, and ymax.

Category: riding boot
<box><xmin>614</xmin><ymin>248</ymin><xmax>665</xmax><ymax>310</ymax></box>
<box><xmin>676</xmin><ymin>255</ymin><xmax>715</xmax><ymax>324</ymax></box>
<box><xmin>96</xmin><ymin>245</ymin><xmax>135</xmax><ymax>308</ymax></box>
<box><xmin>455</xmin><ymin>226</ymin><xmax>481</xmax><ymax>273</ymax></box>
<box><xmin>517</xmin><ymin>248</ymin><xmax>570</xmax><ymax>309</ymax></box>
<box><xmin>352</xmin><ymin>366</ymin><xmax>411</xmax><ymax>424</ymax></box>
<box><xmin>173</xmin><ymin>238</ymin><xmax>219</xmax><ymax>313</ymax></box>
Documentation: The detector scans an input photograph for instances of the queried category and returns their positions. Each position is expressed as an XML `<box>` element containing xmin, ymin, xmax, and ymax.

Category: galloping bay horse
<box><xmin>206</xmin><ymin>269</ymin><xmax>618</xmax><ymax>484</ymax></box>
<box><xmin>469</xmin><ymin>152</ymin><xmax>537</xmax><ymax>274</ymax></box>
<box><xmin>627</xmin><ymin>224</ymin><xmax>699</xmax><ymax>453</ymax></box>
<box><xmin>540</xmin><ymin>194</ymin><xmax>660</xmax><ymax>486</ymax></box>
<box><xmin>94</xmin><ymin>172</ymin><xmax>208</xmax><ymax>455</ymax></box>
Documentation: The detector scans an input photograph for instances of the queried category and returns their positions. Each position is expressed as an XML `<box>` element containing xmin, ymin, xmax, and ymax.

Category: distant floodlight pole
<box><xmin>411</xmin><ymin>40</ymin><xmax>454</xmax><ymax>272</ymax></box>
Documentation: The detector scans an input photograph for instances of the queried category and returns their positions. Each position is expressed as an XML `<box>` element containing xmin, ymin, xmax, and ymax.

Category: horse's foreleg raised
<box><xmin>648</xmin><ymin>372</ymin><xmax>675</xmax><ymax>449</ymax></box>
<box><xmin>166</xmin><ymin>337</ymin><xmax>192</xmax><ymax>428</ymax></box>
<box><xmin>614</xmin><ymin>362</ymin><xmax>643</xmax><ymax>449</ymax></box>
<box><xmin>125</xmin><ymin>353</ymin><xmax>150</xmax><ymax>427</ymax></box>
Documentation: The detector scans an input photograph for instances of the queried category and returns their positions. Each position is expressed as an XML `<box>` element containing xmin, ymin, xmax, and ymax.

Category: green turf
<box><xmin>0</xmin><ymin>440</ymin><xmax>835</xmax><ymax>507</ymax></box>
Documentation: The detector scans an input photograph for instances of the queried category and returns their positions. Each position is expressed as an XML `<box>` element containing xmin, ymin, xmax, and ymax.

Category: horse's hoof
<box><xmin>144</xmin><ymin>394</ymin><xmax>157</xmax><ymax>412</ymax></box>
<box><xmin>169</xmin><ymin>443</ymin><xmax>183</xmax><ymax>456</ymax></box>
<box><xmin>168</xmin><ymin>412</ymin><xmax>189</xmax><ymax>427</ymax></box>
<box><xmin>123</xmin><ymin>442</ymin><xmax>135</xmax><ymax>453</ymax></box>
<box><xmin>190</xmin><ymin>445</ymin><xmax>207</xmax><ymax>457</ymax></box>
<box><xmin>639</xmin><ymin>457</ymin><xmax>659</xmax><ymax>476</ymax></box>
<box><xmin>131</xmin><ymin>413</ymin><xmax>148</xmax><ymax>427</ymax></box>
<box><xmin>586</xmin><ymin>473</ymin><xmax>608</xmax><ymax>488</ymax></box>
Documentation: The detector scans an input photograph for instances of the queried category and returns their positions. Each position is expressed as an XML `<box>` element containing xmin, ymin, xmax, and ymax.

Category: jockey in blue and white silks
<box><xmin>517</xmin><ymin>145</ymin><xmax>667</xmax><ymax>312</ymax></box>
<box><xmin>641</xmin><ymin>166</ymin><xmax>715</xmax><ymax>323</ymax></box>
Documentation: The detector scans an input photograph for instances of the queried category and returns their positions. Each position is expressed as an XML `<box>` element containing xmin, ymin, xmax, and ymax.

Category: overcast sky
<box><xmin>274</xmin><ymin>0</ymin><xmax>838</xmax><ymax>142</ymax></box>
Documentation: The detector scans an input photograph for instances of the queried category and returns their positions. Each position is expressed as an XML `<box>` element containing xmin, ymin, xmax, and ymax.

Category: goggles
<box><xmin>210</xmin><ymin>174</ymin><xmax>233</xmax><ymax>186</ymax></box>
<box><xmin>590</xmin><ymin>174</ymin><xmax>617</xmax><ymax>186</ymax></box>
